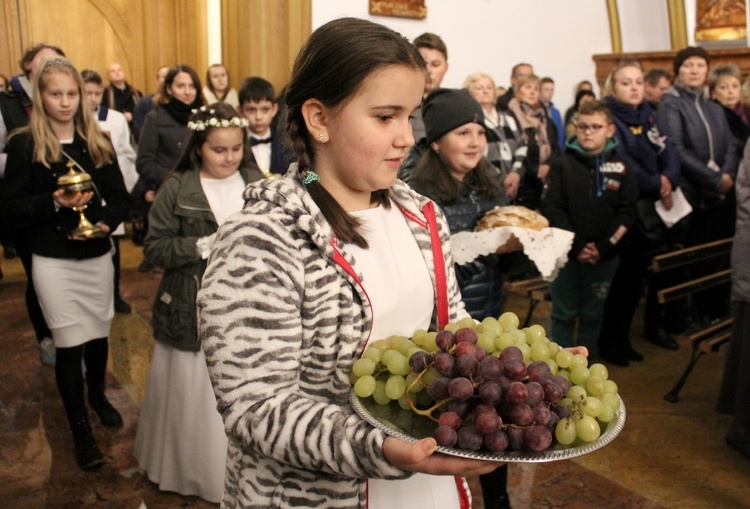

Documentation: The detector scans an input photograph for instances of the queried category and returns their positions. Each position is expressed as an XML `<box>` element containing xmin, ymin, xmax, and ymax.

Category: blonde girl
<box><xmin>2</xmin><ymin>58</ymin><xmax>130</xmax><ymax>470</ymax></box>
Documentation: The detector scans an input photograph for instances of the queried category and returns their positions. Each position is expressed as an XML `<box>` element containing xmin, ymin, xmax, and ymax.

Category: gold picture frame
<box><xmin>369</xmin><ymin>0</ymin><xmax>427</xmax><ymax>19</ymax></box>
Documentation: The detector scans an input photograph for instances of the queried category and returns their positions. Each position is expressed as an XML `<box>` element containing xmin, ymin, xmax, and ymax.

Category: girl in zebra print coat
<box><xmin>198</xmin><ymin>18</ymin><xmax>501</xmax><ymax>509</ymax></box>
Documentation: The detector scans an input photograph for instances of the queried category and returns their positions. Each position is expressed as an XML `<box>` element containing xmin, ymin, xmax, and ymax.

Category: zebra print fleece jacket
<box><xmin>198</xmin><ymin>164</ymin><xmax>467</xmax><ymax>508</ymax></box>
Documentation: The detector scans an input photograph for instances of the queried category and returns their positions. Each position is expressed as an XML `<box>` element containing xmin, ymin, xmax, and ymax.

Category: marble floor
<box><xmin>0</xmin><ymin>238</ymin><xmax>748</xmax><ymax>509</ymax></box>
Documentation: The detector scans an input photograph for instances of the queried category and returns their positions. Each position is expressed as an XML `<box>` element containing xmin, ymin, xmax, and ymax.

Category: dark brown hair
<box><xmin>577</xmin><ymin>99</ymin><xmax>613</xmax><ymax>124</ymax></box>
<box><xmin>81</xmin><ymin>69</ymin><xmax>103</xmax><ymax>85</ymax></box>
<box><xmin>411</xmin><ymin>149</ymin><xmax>502</xmax><ymax>206</ymax></box>
<box><xmin>413</xmin><ymin>32</ymin><xmax>448</xmax><ymax>61</ymax></box>
<box><xmin>172</xmin><ymin>102</ymin><xmax>250</xmax><ymax>174</ymax></box>
<box><xmin>155</xmin><ymin>64</ymin><xmax>203</xmax><ymax>106</ymax></box>
<box><xmin>644</xmin><ymin>68</ymin><xmax>672</xmax><ymax>86</ymax></box>
<box><xmin>285</xmin><ymin>17</ymin><xmax>426</xmax><ymax>248</ymax></box>
<box><xmin>238</xmin><ymin>76</ymin><xmax>276</xmax><ymax>105</ymax></box>
<box><xmin>19</xmin><ymin>43</ymin><xmax>65</xmax><ymax>76</ymax></box>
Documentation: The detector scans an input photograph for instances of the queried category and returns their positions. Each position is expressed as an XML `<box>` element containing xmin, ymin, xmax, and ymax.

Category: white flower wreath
<box><xmin>188</xmin><ymin>116</ymin><xmax>249</xmax><ymax>132</ymax></box>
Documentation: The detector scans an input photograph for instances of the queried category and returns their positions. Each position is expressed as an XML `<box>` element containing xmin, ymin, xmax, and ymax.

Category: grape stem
<box><xmin>405</xmin><ymin>364</ymin><xmax>447</xmax><ymax>422</ymax></box>
<box><xmin>407</xmin><ymin>397</ymin><xmax>449</xmax><ymax>421</ymax></box>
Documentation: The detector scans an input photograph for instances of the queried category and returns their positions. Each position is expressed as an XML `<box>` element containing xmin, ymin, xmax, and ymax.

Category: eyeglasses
<box><xmin>575</xmin><ymin>123</ymin><xmax>606</xmax><ymax>133</ymax></box>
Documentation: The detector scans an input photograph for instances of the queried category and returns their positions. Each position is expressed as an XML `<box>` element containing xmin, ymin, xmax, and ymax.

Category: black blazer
<box><xmin>247</xmin><ymin>129</ymin><xmax>295</xmax><ymax>175</ymax></box>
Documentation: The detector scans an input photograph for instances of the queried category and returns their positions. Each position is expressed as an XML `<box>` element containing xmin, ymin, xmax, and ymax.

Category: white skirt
<box><xmin>32</xmin><ymin>253</ymin><xmax>114</xmax><ymax>348</ymax></box>
<box><xmin>134</xmin><ymin>341</ymin><xmax>228</xmax><ymax>503</ymax></box>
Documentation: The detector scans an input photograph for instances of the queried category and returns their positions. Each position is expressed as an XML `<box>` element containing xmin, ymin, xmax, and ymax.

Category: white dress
<box><xmin>347</xmin><ymin>204</ymin><xmax>466</xmax><ymax>509</ymax></box>
<box><xmin>133</xmin><ymin>172</ymin><xmax>246</xmax><ymax>503</ymax></box>
<box><xmin>133</xmin><ymin>343</ymin><xmax>227</xmax><ymax>502</ymax></box>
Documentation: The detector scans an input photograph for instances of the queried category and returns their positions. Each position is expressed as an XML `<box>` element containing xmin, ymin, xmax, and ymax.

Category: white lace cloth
<box><xmin>451</xmin><ymin>226</ymin><xmax>575</xmax><ymax>280</ymax></box>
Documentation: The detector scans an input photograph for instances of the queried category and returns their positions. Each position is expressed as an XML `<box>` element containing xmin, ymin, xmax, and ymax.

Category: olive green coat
<box><xmin>145</xmin><ymin>165</ymin><xmax>263</xmax><ymax>351</ymax></box>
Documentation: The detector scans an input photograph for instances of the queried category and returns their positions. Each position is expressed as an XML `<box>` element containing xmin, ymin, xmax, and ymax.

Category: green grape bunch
<box><xmin>350</xmin><ymin>312</ymin><xmax>622</xmax><ymax>453</ymax></box>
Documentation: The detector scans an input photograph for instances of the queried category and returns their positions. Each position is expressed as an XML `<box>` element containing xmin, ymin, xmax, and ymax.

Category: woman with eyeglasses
<box><xmin>598</xmin><ymin>60</ymin><xmax>683</xmax><ymax>366</ymax></box>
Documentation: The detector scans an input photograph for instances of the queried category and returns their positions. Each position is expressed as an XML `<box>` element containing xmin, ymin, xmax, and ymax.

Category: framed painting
<box><xmin>369</xmin><ymin>0</ymin><xmax>427</xmax><ymax>19</ymax></box>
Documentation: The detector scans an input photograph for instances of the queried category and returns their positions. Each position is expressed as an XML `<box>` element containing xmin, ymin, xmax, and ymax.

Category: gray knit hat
<box><xmin>423</xmin><ymin>88</ymin><xmax>484</xmax><ymax>145</ymax></box>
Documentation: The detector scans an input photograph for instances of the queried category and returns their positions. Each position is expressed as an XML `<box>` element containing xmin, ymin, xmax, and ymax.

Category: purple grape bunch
<box><xmin>352</xmin><ymin>314</ymin><xmax>621</xmax><ymax>454</ymax></box>
<box><xmin>423</xmin><ymin>330</ymin><xmax>564</xmax><ymax>453</ymax></box>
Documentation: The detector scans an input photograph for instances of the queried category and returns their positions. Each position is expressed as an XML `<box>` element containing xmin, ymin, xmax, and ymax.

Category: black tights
<box><xmin>13</xmin><ymin>229</ymin><xmax>51</xmax><ymax>343</ymax></box>
<box><xmin>55</xmin><ymin>337</ymin><xmax>109</xmax><ymax>422</ymax></box>
<box><xmin>480</xmin><ymin>465</ymin><xmax>509</xmax><ymax>508</ymax></box>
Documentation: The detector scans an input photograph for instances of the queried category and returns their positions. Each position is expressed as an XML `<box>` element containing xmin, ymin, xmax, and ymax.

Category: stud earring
<box><xmin>318</xmin><ymin>133</ymin><xmax>325</xmax><ymax>142</ymax></box>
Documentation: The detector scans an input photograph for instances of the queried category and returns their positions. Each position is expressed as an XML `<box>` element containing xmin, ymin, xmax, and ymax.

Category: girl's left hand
<box><xmin>54</xmin><ymin>188</ymin><xmax>93</xmax><ymax>209</ymax></box>
<box><xmin>383</xmin><ymin>437</ymin><xmax>502</xmax><ymax>477</ymax></box>
<box><xmin>95</xmin><ymin>222</ymin><xmax>110</xmax><ymax>235</ymax></box>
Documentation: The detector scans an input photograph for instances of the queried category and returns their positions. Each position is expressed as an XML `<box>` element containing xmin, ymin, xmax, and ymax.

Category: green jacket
<box><xmin>145</xmin><ymin>165</ymin><xmax>263</xmax><ymax>351</ymax></box>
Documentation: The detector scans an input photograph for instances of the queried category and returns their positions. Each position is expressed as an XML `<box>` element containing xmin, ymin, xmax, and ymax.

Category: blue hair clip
<box><xmin>302</xmin><ymin>170</ymin><xmax>320</xmax><ymax>186</ymax></box>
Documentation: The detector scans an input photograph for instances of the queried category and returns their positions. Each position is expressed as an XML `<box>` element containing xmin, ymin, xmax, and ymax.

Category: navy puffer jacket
<box><xmin>410</xmin><ymin>168</ymin><xmax>509</xmax><ymax>320</ymax></box>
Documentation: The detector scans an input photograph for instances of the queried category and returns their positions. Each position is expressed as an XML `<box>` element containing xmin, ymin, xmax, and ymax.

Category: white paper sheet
<box><xmin>655</xmin><ymin>188</ymin><xmax>692</xmax><ymax>228</ymax></box>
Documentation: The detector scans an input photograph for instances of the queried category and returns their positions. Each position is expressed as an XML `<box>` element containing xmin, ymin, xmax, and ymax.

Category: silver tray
<box><xmin>349</xmin><ymin>389</ymin><xmax>626</xmax><ymax>463</ymax></box>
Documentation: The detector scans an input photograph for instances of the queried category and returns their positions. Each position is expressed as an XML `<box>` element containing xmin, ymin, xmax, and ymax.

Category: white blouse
<box><xmin>200</xmin><ymin>171</ymin><xmax>246</xmax><ymax>226</ymax></box>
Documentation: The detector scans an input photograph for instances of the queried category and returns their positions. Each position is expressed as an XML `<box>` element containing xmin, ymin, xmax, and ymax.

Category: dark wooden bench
<box><xmin>652</xmin><ymin>238</ymin><xmax>734</xmax><ymax>403</ymax></box>
<box><xmin>504</xmin><ymin>276</ymin><xmax>551</xmax><ymax>328</ymax></box>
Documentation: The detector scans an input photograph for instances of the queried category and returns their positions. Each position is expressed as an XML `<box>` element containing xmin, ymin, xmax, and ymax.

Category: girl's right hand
<box><xmin>383</xmin><ymin>436</ymin><xmax>501</xmax><ymax>477</ymax></box>
<box><xmin>53</xmin><ymin>189</ymin><xmax>93</xmax><ymax>209</ymax></box>
<box><xmin>537</xmin><ymin>164</ymin><xmax>550</xmax><ymax>181</ymax></box>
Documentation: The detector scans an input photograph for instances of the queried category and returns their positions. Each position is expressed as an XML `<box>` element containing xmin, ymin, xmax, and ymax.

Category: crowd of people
<box><xmin>0</xmin><ymin>16</ymin><xmax>749</xmax><ymax>508</ymax></box>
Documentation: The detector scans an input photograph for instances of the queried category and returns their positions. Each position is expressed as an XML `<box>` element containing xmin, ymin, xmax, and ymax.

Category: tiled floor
<box><xmin>0</xmin><ymin>238</ymin><xmax>748</xmax><ymax>508</ymax></box>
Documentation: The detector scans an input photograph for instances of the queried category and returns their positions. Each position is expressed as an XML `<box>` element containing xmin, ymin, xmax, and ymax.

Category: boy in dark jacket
<box><xmin>541</xmin><ymin>100</ymin><xmax>638</xmax><ymax>355</ymax></box>
<box><xmin>237</xmin><ymin>77</ymin><xmax>295</xmax><ymax>177</ymax></box>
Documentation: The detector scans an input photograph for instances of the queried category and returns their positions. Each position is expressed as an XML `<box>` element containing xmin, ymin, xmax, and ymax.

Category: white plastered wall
<box><xmin>311</xmin><ymin>0</ymin><xmax>679</xmax><ymax>113</ymax></box>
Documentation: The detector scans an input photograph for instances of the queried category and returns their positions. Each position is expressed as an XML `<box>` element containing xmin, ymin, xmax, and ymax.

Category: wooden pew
<box><xmin>504</xmin><ymin>276</ymin><xmax>551</xmax><ymax>328</ymax></box>
<box><xmin>652</xmin><ymin>239</ymin><xmax>734</xmax><ymax>403</ymax></box>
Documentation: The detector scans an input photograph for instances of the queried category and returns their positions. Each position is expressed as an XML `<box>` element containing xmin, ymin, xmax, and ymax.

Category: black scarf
<box><xmin>162</xmin><ymin>96</ymin><xmax>202</xmax><ymax>125</ymax></box>
<box><xmin>604</xmin><ymin>96</ymin><xmax>664</xmax><ymax>174</ymax></box>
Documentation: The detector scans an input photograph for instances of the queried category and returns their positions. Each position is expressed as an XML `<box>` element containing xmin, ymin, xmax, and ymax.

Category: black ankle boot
<box><xmin>88</xmin><ymin>388</ymin><xmax>123</xmax><ymax>428</ymax></box>
<box><xmin>70</xmin><ymin>415</ymin><xmax>104</xmax><ymax>471</ymax></box>
<box><xmin>644</xmin><ymin>326</ymin><xmax>679</xmax><ymax>350</ymax></box>
<box><xmin>627</xmin><ymin>347</ymin><xmax>644</xmax><ymax>361</ymax></box>
<box><xmin>484</xmin><ymin>493</ymin><xmax>512</xmax><ymax>509</ymax></box>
